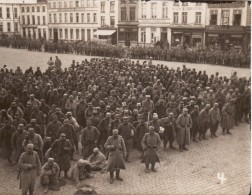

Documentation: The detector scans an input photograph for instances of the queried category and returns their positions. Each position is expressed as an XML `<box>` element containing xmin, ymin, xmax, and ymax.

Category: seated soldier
<box><xmin>71</xmin><ymin>159</ymin><xmax>93</xmax><ymax>186</ymax></box>
<box><xmin>87</xmin><ymin>148</ymin><xmax>106</xmax><ymax>172</ymax></box>
<box><xmin>40</xmin><ymin>158</ymin><xmax>63</xmax><ymax>194</ymax></box>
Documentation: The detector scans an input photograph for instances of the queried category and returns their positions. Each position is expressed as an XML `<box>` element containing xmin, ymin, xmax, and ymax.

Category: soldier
<box><xmin>199</xmin><ymin>104</ymin><xmax>211</xmax><ymax>140</ymax></box>
<box><xmin>209</xmin><ymin>103</ymin><xmax>221</xmax><ymax>138</ymax></box>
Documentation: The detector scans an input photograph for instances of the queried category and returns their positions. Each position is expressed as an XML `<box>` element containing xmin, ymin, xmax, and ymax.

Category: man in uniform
<box><xmin>18</xmin><ymin>143</ymin><xmax>41</xmax><ymax>195</ymax></box>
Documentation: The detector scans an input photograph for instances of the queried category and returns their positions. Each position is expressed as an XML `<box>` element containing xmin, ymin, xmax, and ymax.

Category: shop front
<box><xmin>93</xmin><ymin>28</ymin><xmax>117</xmax><ymax>45</ymax></box>
<box><xmin>205</xmin><ymin>25</ymin><xmax>245</xmax><ymax>51</ymax></box>
<box><xmin>118</xmin><ymin>25</ymin><xmax>138</xmax><ymax>47</ymax></box>
<box><xmin>171</xmin><ymin>28</ymin><xmax>204</xmax><ymax>48</ymax></box>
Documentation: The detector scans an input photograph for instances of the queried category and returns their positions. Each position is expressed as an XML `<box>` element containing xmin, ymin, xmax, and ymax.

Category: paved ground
<box><xmin>0</xmin><ymin>47</ymin><xmax>250</xmax><ymax>78</ymax></box>
<box><xmin>0</xmin><ymin>123</ymin><xmax>250</xmax><ymax>195</ymax></box>
<box><xmin>0</xmin><ymin>47</ymin><xmax>250</xmax><ymax>195</ymax></box>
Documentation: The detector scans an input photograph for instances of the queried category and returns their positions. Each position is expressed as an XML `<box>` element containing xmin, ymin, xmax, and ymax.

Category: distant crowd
<box><xmin>0</xmin><ymin>36</ymin><xmax>250</xmax><ymax>68</ymax></box>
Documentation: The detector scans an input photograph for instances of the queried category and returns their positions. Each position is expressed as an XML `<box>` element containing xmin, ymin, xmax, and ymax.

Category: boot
<box><xmin>43</xmin><ymin>185</ymin><xmax>49</xmax><ymax>194</ymax></box>
<box><xmin>125</xmin><ymin>155</ymin><xmax>131</xmax><ymax>163</ymax></box>
<box><xmin>227</xmin><ymin>130</ymin><xmax>232</xmax><ymax>135</ymax></box>
<box><xmin>169</xmin><ymin>143</ymin><xmax>176</xmax><ymax>149</ymax></box>
<box><xmin>110</xmin><ymin>171</ymin><xmax>114</xmax><ymax>184</ymax></box>
<box><xmin>182</xmin><ymin>145</ymin><xmax>188</xmax><ymax>151</ymax></box>
<box><xmin>179</xmin><ymin>145</ymin><xmax>183</xmax><ymax>152</ymax></box>
<box><xmin>116</xmin><ymin>170</ymin><xmax>123</xmax><ymax>181</ymax></box>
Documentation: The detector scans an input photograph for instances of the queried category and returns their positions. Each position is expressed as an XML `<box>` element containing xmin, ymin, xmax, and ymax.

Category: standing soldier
<box><xmin>176</xmin><ymin>108</ymin><xmax>192</xmax><ymax>152</ymax></box>
<box><xmin>209</xmin><ymin>103</ymin><xmax>221</xmax><ymax>138</ymax></box>
<box><xmin>104</xmin><ymin>129</ymin><xmax>126</xmax><ymax>184</ymax></box>
<box><xmin>199</xmin><ymin>104</ymin><xmax>211</xmax><ymax>140</ymax></box>
<box><xmin>18</xmin><ymin>143</ymin><xmax>41</xmax><ymax>195</ymax></box>
<box><xmin>81</xmin><ymin>119</ymin><xmax>100</xmax><ymax>159</ymax></box>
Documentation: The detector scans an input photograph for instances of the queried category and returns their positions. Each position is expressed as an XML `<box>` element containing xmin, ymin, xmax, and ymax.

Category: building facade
<box><xmin>0</xmin><ymin>3</ymin><xmax>21</xmax><ymax>37</ymax></box>
<box><xmin>94</xmin><ymin>0</ymin><xmax>118</xmax><ymax>44</ymax></box>
<box><xmin>118</xmin><ymin>0</ymin><xmax>138</xmax><ymax>46</ymax></box>
<box><xmin>205</xmin><ymin>1</ymin><xmax>248</xmax><ymax>50</ymax></box>
<box><xmin>20</xmin><ymin>0</ymin><xmax>48</xmax><ymax>40</ymax></box>
<box><xmin>170</xmin><ymin>2</ymin><xmax>207</xmax><ymax>48</ymax></box>
<box><xmin>47</xmin><ymin>0</ymin><xmax>99</xmax><ymax>42</ymax></box>
<box><xmin>137</xmin><ymin>1</ymin><xmax>173</xmax><ymax>47</ymax></box>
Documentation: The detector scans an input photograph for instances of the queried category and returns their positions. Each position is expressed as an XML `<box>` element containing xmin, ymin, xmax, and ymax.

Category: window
<box><xmin>76</xmin><ymin>13</ymin><xmax>79</xmax><ymax>22</ymax></box>
<box><xmin>38</xmin><ymin>29</ymin><xmax>41</xmax><ymax>38</ymax></box>
<box><xmin>81</xmin><ymin>13</ymin><xmax>84</xmax><ymax>23</ymax></box>
<box><xmin>151</xmin><ymin>3</ymin><xmax>157</xmax><ymax>18</ymax></box>
<box><xmin>43</xmin><ymin>16</ymin><xmax>46</xmax><ymax>25</ymax></box>
<box><xmin>54</xmin><ymin>13</ymin><xmax>57</xmax><ymax>23</ymax></box>
<box><xmin>110</xmin><ymin>16</ymin><xmax>115</xmax><ymax>26</ymax></box>
<box><xmin>27</xmin><ymin>7</ymin><xmax>29</xmax><ymax>12</ymax></box>
<box><xmin>87</xmin><ymin>13</ymin><xmax>90</xmax><ymax>22</ymax></box>
<box><xmin>195</xmin><ymin>12</ymin><xmax>201</xmax><ymax>24</ymax></box>
<box><xmin>222</xmin><ymin>10</ymin><xmax>229</xmax><ymax>25</ymax></box>
<box><xmin>33</xmin><ymin>29</ymin><xmax>36</xmax><ymax>39</ymax></box>
<box><xmin>49</xmin><ymin>29</ymin><xmax>52</xmax><ymax>39</ymax></box>
<box><xmin>53</xmin><ymin>2</ymin><xmax>56</xmax><ymax>8</ymax></box>
<box><xmin>195</xmin><ymin>3</ymin><xmax>202</xmax><ymax>6</ymax></box>
<box><xmin>37</xmin><ymin>16</ymin><xmax>40</xmax><ymax>25</ymax></box>
<box><xmin>162</xmin><ymin>2</ymin><xmax>168</xmax><ymax>18</ymax></box>
<box><xmin>42</xmin><ymin>6</ymin><xmax>45</xmax><ymax>12</ymax></box>
<box><xmin>65</xmin><ymin>13</ymin><xmax>68</xmax><ymax>23</ymax></box>
<box><xmin>141</xmin><ymin>3</ymin><xmax>146</xmax><ymax>18</ymax></box>
<box><xmin>27</xmin><ymin>16</ymin><xmax>30</xmax><ymax>24</ymax></box>
<box><xmin>94</xmin><ymin>0</ymin><xmax>97</xmax><ymax>7</ymax></box>
<box><xmin>70</xmin><ymin>29</ymin><xmax>73</xmax><ymax>39</ymax></box>
<box><xmin>6</xmin><ymin>8</ymin><xmax>10</xmax><ymax>18</ymax></box>
<box><xmin>0</xmin><ymin>23</ymin><xmax>3</xmax><ymax>32</ymax></box>
<box><xmin>22</xmin><ymin>16</ymin><xmax>25</xmax><ymax>24</ymax></box>
<box><xmin>32</xmin><ymin>6</ymin><xmax>34</xmax><ymax>12</ymax></box>
<box><xmin>110</xmin><ymin>1</ymin><xmax>115</xmax><ymax>12</ymax></box>
<box><xmin>233</xmin><ymin>10</ymin><xmax>242</xmax><ymax>26</ymax></box>
<box><xmin>81</xmin><ymin>29</ymin><xmax>85</xmax><ymax>40</ymax></box>
<box><xmin>182</xmin><ymin>12</ymin><xmax>187</xmax><ymax>24</ymax></box>
<box><xmin>14</xmin><ymin>22</ymin><xmax>18</xmax><ymax>32</ymax></box>
<box><xmin>49</xmin><ymin>14</ymin><xmax>52</xmax><ymax>23</ymax></box>
<box><xmin>7</xmin><ymin>22</ymin><xmax>11</xmax><ymax>32</ymax></box>
<box><xmin>70</xmin><ymin>1</ymin><xmax>73</xmax><ymax>7</ymax></box>
<box><xmin>121</xmin><ymin>0</ymin><xmax>126</xmax><ymax>3</ymax></box>
<box><xmin>59</xmin><ymin>29</ymin><xmax>62</xmax><ymax>39</ymax></box>
<box><xmin>121</xmin><ymin>7</ymin><xmax>126</xmax><ymax>21</ymax></box>
<box><xmin>173</xmin><ymin>12</ymin><xmax>178</xmax><ymax>24</ymax></box>
<box><xmin>174</xmin><ymin>2</ymin><xmax>179</xmax><ymax>6</ymax></box>
<box><xmin>59</xmin><ymin>2</ymin><xmax>62</xmax><ymax>8</ymax></box>
<box><xmin>65</xmin><ymin>29</ymin><xmax>68</xmax><ymax>39</ymax></box>
<box><xmin>141</xmin><ymin>28</ymin><xmax>146</xmax><ymax>43</ymax></box>
<box><xmin>210</xmin><ymin>10</ymin><xmax>217</xmax><ymax>25</ymax></box>
<box><xmin>48</xmin><ymin>3</ymin><xmax>51</xmax><ymax>9</ymax></box>
<box><xmin>93</xmin><ymin>13</ymin><xmax>96</xmax><ymax>22</ymax></box>
<box><xmin>14</xmin><ymin>8</ymin><xmax>18</xmax><ymax>18</ymax></box>
<box><xmin>101</xmin><ymin>16</ymin><xmax>105</xmax><ymax>26</ymax></box>
<box><xmin>64</xmin><ymin>1</ymin><xmax>67</xmax><ymax>8</ymax></box>
<box><xmin>21</xmin><ymin>7</ymin><xmax>24</xmax><ymax>13</ymax></box>
<box><xmin>76</xmin><ymin>29</ymin><xmax>79</xmax><ymax>39</ymax></box>
<box><xmin>151</xmin><ymin>28</ymin><xmax>156</xmax><ymax>43</ymax></box>
<box><xmin>37</xmin><ymin>6</ymin><xmax>40</xmax><ymax>12</ymax></box>
<box><xmin>182</xmin><ymin>2</ymin><xmax>188</xmax><ymax>6</ymax></box>
<box><xmin>130</xmin><ymin>7</ymin><xmax>135</xmax><ymax>21</ymax></box>
<box><xmin>32</xmin><ymin>15</ymin><xmax>35</xmax><ymax>25</ymax></box>
<box><xmin>87</xmin><ymin>0</ymin><xmax>90</xmax><ymax>7</ymax></box>
<box><xmin>70</xmin><ymin>13</ymin><xmax>73</xmax><ymax>22</ymax></box>
<box><xmin>101</xmin><ymin>2</ymin><xmax>105</xmax><ymax>13</ymax></box>
<box><xmin>119</xmin><ymin>28</ymin><xmax>125</xmax><ymax>41</ymax></box>
<box><xmin>59</xmin><ymin>13</ymin><xmax>62</xmax><ymax>23</ymax></box>
<box><xmin>76</xmin><ymin>1</ymin><xmax>79</xmax><ymax>7</ymax></box>
<box><xmin>43</xmin><ymin>29</ymin><xmax>46</xmax><ymax>38</ymax></box>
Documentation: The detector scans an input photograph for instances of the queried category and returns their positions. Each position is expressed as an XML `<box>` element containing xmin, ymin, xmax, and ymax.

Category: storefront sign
<box><xmin>170</xmin><ymin>24</ymin><xmax>204</xmax><ymax>29</ymax></box>
<box><xmin>206</xmin><ymin>25</ymin><xmax>244</xmax><ymax>31</ymax></box>
<box><xmin>172</xmin><ymin>7</ymin><xmax>203</xmax><ymax>11</ymax></box>
<box><xmin>139</xmin><ymin>19</ymin><xmax>171</xmax><ymax>24</ymax></box>
<box><xmin>208</xmin><ymin>2</ymin><xmax>245</xmax><ymax>8</ymax></box>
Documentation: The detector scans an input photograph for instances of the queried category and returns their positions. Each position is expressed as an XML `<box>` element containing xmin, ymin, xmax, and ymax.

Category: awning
<box><xmin>173</xmin><ymin>32</ymin><xmax>183</xmax><ymax>34</ymax></box>
<box><xmin>231</xmin><ymin>35</ymin><xmax>243</xmax><ymax>38</ymax></box>
<box><xmin>208</xmin><ymin>34</ymin><xmax>219</xmax><ymax>37</ymax></box>
<box><xmin>93</xmin><ymin>30</ymin><xmax>116</xmax><ymax>36</ymax></box>
<box><xmin>192</xmin><ymin>34</ymin><xmax>202</xmax><ymax>38</ymax></box>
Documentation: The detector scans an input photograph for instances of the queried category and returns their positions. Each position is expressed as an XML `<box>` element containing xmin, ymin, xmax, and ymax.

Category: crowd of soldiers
<box><xmin>129</xmin><ymin>45</ymin><xmax>250</xmax><ymax>68</ymax></box>
<box><xmin>0</xmin><ymin>56</ymin><xmax>250</xmax><ymax>194</ymax></box>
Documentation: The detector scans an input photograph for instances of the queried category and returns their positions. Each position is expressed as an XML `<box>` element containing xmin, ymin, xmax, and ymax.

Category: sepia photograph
<box><xmin>0</xmin><ymin>0</ymin><xmax>250</xmax><ymax>195</ymax></box>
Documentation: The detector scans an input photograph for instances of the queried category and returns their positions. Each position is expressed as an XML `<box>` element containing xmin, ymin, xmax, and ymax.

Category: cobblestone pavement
<box><xmin>0</xmin><ymin>123</ymin><xmax>250</xmax><ymax>195</ymax></box>
<box><xmin>0</xmin><ymin>47</ymin><xmax>250</xmax><ymax>78</ymax></box>
<box><xmin>0</xmin><ymin>47</ymin><xmax>250</xmax><ymax>195</ymax></box>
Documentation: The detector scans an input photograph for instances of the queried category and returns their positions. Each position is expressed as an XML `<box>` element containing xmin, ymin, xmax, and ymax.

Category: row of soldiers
<box><xmin>0</xmin><ymin>57</ymin><xmax>250</xmax><ymax>194</ymax></box>
<box><xmin>0</xmin><ymin>36</ymin><xmax>250</xmax><ymax>68</ymax></box>
<box><xmin>129</xmin><ymin>45</ymin><xmax>250</xmax><ymax>68</ymax></box>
